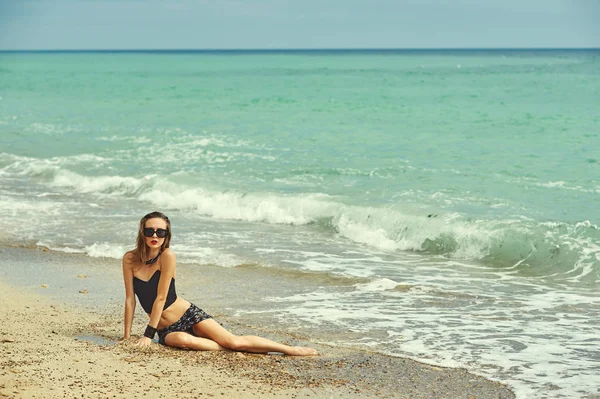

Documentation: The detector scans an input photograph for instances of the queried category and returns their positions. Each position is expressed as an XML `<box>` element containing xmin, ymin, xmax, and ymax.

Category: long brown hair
<box><xmin>133</xmin><ymin>211</ymin><xmax>172</xmax><ymax>264</ymax></box>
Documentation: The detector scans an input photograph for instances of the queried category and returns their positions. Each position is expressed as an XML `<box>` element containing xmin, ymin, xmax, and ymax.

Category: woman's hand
<box><xmin>135</xmin><ymin>336</ymin><xmax>153</xmax><ymax>347</ymax></box>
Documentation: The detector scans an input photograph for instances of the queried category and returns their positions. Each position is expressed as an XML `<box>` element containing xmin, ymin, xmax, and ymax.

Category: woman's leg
<box><xmin>192</xmin><ymin>319</ymin><xmax>317</xmax><ymax>356</ymax></box>
<box><xmin>164</xmin><ymin>331</ymin><xmax>227</xmax><ymax>351</ymax></box>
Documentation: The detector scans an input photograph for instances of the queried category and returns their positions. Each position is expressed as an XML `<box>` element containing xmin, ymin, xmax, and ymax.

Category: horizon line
<box><xmin>1</xmin><ymin>47</ymin><xmax>599</xmax><ymax>53</ymax></box>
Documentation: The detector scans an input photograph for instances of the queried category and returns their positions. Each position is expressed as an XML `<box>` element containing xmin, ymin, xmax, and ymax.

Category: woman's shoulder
<box><xmin>161</xmin><ymin>248</ymin><xmax>176</xmax><ymax>260</ymax></box>
<box><xmin>122</xmin><ymin>250</ymin><xmax>137</xmax><ymax>264</ymax></box>
<box><xmin>158</xmin><ymin>248</ymin><xmax>176</xmax><ymax>273</ymax></box>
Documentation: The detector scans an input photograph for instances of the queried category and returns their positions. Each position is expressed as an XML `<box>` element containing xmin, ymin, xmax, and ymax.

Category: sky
<box><xmin>0</xmin><ymin>0</ymin><xmax>598</xmax><ymax>50</ymax></box>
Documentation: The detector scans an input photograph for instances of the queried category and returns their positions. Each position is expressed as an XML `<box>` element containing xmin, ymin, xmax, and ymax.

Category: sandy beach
<box><xmin>0</xmin><ymin>245</ymin><xmax>515</xmax><ymax>398</ymax></box>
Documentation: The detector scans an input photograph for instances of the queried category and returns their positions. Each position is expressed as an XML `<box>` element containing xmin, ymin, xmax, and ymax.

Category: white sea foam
<box><xmin>354</xmin><ymin>278</ymin><xmax>399</xmax><ymax>292</ymax></box>
<box><xmin>84</xmin><ymin>242</ymin><xmax>127</xmax><ymax>260</ymax></box>
<box><xmin>139</xmin><ymin>184</ymin><xmax>338</xmax><ymax>225</ymax></box>
<box><xmin>41</xmin><ymin>245</ymin><xmax>83</xmax><ymax>254</ymax></box>
<box><xmin>59</xmin><ymin>154</ymin><xmax>109</xmax><ymax>164</ymax></box>
<box><xmin>0</xmin><ymin>197</ymin><xmax>62</xmax><ymax>216</ymax></box>
<box><xmin>1</xmin><ymin>154</ymin><xmax>107</xmax><ymax>179</ymax></box>
<box><xmin>2</xmin><ymin>154</ymin><xmax>598</xmax><ymax>281</ymax></box>
<box><xmin>26</xmin><ymin>122</ymin><xmax>77</xmax><ymax>135</ymax></box>
<box><xmin>174</xmin><ymin>246</ymin><xmax>243</xmax><ymax>268</ymax></box>
<box><xmin>536</xmin><ymin>180</ymin><xmax>597</xmax><ymax>193</ymax></box>
<box><xmin>253</xmin><ymin>276</ymin><xmax>600</xmax><ymax>399</ymax></box>
<box><xmin>332</xmin><ymin>205</ymin><xmax>497</xmax><ymax>259</ymax></box>
<box><xmin>52</xmin><ymin>170</ymin><xmax>155</xmax><ymax>195</ymax></box>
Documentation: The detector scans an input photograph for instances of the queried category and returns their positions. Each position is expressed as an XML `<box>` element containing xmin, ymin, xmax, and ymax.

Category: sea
<box><xmin>0</xmin><ymin>49</ymin><xmax>599</xmax><ymax>398</ymax></box>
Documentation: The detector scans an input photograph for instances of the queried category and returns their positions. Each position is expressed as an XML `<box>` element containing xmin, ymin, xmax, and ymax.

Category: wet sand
<box><xmin>0</xmin><ymin>245</ymin><xmax>515</xmax><ymax>398</ymax></box>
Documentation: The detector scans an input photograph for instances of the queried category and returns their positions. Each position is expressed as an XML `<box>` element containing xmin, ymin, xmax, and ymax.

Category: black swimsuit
<box><xmin>133</xmin><ymin>270</ymin><xmax>178</xmax><ymax>314</ymax></box>
<box><xmin>132</xmin><ymin>256</ymin><xmax>212</xmax><ymax>345</ymax></box>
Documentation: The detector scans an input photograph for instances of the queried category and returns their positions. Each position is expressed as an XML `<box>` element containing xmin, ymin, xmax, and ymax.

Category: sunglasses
<box><xmin>143</xmin><ymin>228</ymin><xmax>168</xmax><ymax>238</ymax></box>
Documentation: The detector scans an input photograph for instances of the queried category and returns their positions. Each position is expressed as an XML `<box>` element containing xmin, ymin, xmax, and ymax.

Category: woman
<box><xmin>122</xmin><ymin>211</ymin><xmax>317</xmax><ymax>356</ymax></box>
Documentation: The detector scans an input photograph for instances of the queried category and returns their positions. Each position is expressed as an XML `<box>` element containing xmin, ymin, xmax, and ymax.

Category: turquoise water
<box><xmin>1</xmin><ymin>50</ymin><xmax>599</xmax><ymax>398</ymax></box>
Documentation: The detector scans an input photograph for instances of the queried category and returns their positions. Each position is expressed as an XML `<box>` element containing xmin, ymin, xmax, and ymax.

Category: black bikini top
<box><xmin>133</xmin><ymin>270</ymin><xmax>178</xmax><ymax>314</ymax></box>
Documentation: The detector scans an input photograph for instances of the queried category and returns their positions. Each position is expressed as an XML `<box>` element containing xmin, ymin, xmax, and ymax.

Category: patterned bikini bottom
<box><xmin>157</xmin><ymin>303</ymin><xmax>213</xmax><ymax>345</ymax></box>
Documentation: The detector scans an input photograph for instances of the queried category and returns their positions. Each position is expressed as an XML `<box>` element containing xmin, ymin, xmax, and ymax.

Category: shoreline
<box><xmin>0</xmin><ymin>245</ymin><xmax>515</xmax><ymax>398</ymax></box>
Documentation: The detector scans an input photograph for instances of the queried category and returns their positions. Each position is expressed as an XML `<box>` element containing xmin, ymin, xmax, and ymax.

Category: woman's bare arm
<box><xmin>122</xmin><ymin>253</ymin><xmax>136</xmax><ymax>340</ymax></box>
<box><xmin>148</xmin><ymin>249</ymin><xmax>176</xmax><ymax>328</ymax></box>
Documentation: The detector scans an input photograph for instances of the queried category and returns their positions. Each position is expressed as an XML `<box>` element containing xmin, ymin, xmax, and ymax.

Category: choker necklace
<box><xmin>146</xmin><ymin>252</ymin><xmax>162</xmax><ymax>265</ymax></box>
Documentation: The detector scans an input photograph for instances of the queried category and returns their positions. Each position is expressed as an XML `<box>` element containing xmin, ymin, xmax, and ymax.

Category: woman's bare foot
<box><xmin>287</xmin><ymin>346</ymin><xmax>318</xmax><ymax>356</ymax></box>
